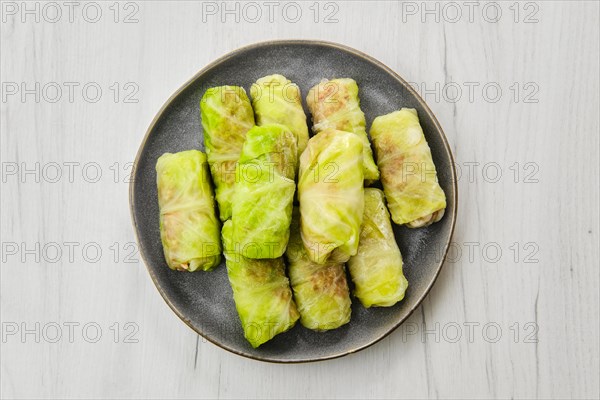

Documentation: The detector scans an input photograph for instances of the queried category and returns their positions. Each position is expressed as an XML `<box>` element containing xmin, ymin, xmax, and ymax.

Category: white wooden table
<box><xmin>1</xmin><ymin>1</ymin><xmax>598</xmax><ymax>399</ymax></box>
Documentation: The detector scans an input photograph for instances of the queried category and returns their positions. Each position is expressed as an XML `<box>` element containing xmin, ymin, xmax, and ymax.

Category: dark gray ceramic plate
<box><xmin>130</xmin><ymin>40</ymin><xmax>457</xmax><ymax>363</ymax></box>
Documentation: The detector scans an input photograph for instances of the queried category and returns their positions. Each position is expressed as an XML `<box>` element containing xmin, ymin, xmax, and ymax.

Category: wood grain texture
<box><xmin>1</xmin><ymin>1</ymin><xmax>598</xmax><ymax>399</ymax></box>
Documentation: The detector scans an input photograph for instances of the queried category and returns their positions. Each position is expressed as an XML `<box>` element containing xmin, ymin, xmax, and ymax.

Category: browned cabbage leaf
<box><xmin>286</xmin><ymin>208</ymin><xmax>352</xmax><ymax>330</ymax></box>
<box><xmin>370</xmin><ymin>108</ymin><xmax>446</xmax><ymax>227</ymax></box>
<box><xmin>306</xmin><ymin>78</ymin><xmax>379</xmax><ymax>184</ymax></box>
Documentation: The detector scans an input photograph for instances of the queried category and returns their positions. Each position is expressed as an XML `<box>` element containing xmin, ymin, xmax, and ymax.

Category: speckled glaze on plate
<box><xmin>130</xmin><ymin>40</ymin><xmax>457</xmax><ymax>363</ymax></box>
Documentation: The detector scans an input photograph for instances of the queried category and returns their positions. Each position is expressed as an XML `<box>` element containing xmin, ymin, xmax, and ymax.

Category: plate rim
<box><xmin>129</xmin><ymin>39</ymin><xmax>458</xmax><ymax>363</ymax></box>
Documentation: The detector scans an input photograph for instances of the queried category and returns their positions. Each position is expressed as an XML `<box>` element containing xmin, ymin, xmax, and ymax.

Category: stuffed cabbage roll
<box><xmin>286</xmin><ymin>208</ymin><xmax>352</xmax><ymax>330</ymax></box>
<box><xmin>348</xmin><ymin>189</ymin><xmax>408</xmax><ymax>307</ymax></box>
<box><xmin>250</xmin><ymin>74</ymin><xmax>309</xmax><ymax>159</ymax></box>
<box><xmin>370</xmin><ymin>108</ymin><xmax>446</xmax><ymax>227</ymax></box>
<box><xmin>298</xmin><ymin>129</ymin><xmax>364</xmax><ymax>264</ymax></box>
<box><xmin>306</xmin><ymin>78</ymin><xmax>379</xmax><ymax>183</ymax></box>
<box><xmin>156</xmin><ymin>150</ymin><xmax>221</xmax><ymax>271</ymax></box>
<box><xmin>200</xmin><ymin>86</ymin><xmax>255</xmax><ymax>221</ymax></box>
<box><xmin>231</xmin><ymin>124</ymin><xmax>297</xmax><ymax>259</ymax></box>
<box><xmin>222</xmin><ymin>220</ymin><xmax>299</xmax><ymax>348</ymax></box>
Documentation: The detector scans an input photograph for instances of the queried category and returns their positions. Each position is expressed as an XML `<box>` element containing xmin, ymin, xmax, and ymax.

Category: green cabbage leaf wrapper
<box><xmin>348</xmin><ymin>188</ymin><xmax>408</xmax><ymax>307</ymax></box>
<box><xmin>156</xmin><ymin>150</ymin><xmax>221</xmax><ymax>271</ymax></box>
<box><xmin>370</xmin><ymin>108</ymin><xmax>446</xmax><ymax>227</ymax></box>
<box><xmin>200</xmin><ymin>86</ymin><xmax>255</xmax><ymax>221</ymax></box>
<box><xmin>286</xmin><ymin>208</ymin><xmax>352</xmax><ymax>330</ymax></box>
<box><xmin>298</xmin><ymin>129</ymin><xmax>364</xmax><ymax>264</ymax></box>
<box><xmin>222</xmin><ymin>220</ymin><xmax>299</xmax><ymax>348</ymax></box>
<box><xmin>306</xmin><ymin>78</ymin><xmax>379</xmax><ymax>183</ymax></box>
<box><xmin>250</xmin><ymin>74</ymin><xmax>309</xmax><ymax>160</ymax></box>
<box><xmin>231</xmin><ymin>124</ymin><xmax>297</xmax><ymax>259</ymax></box>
